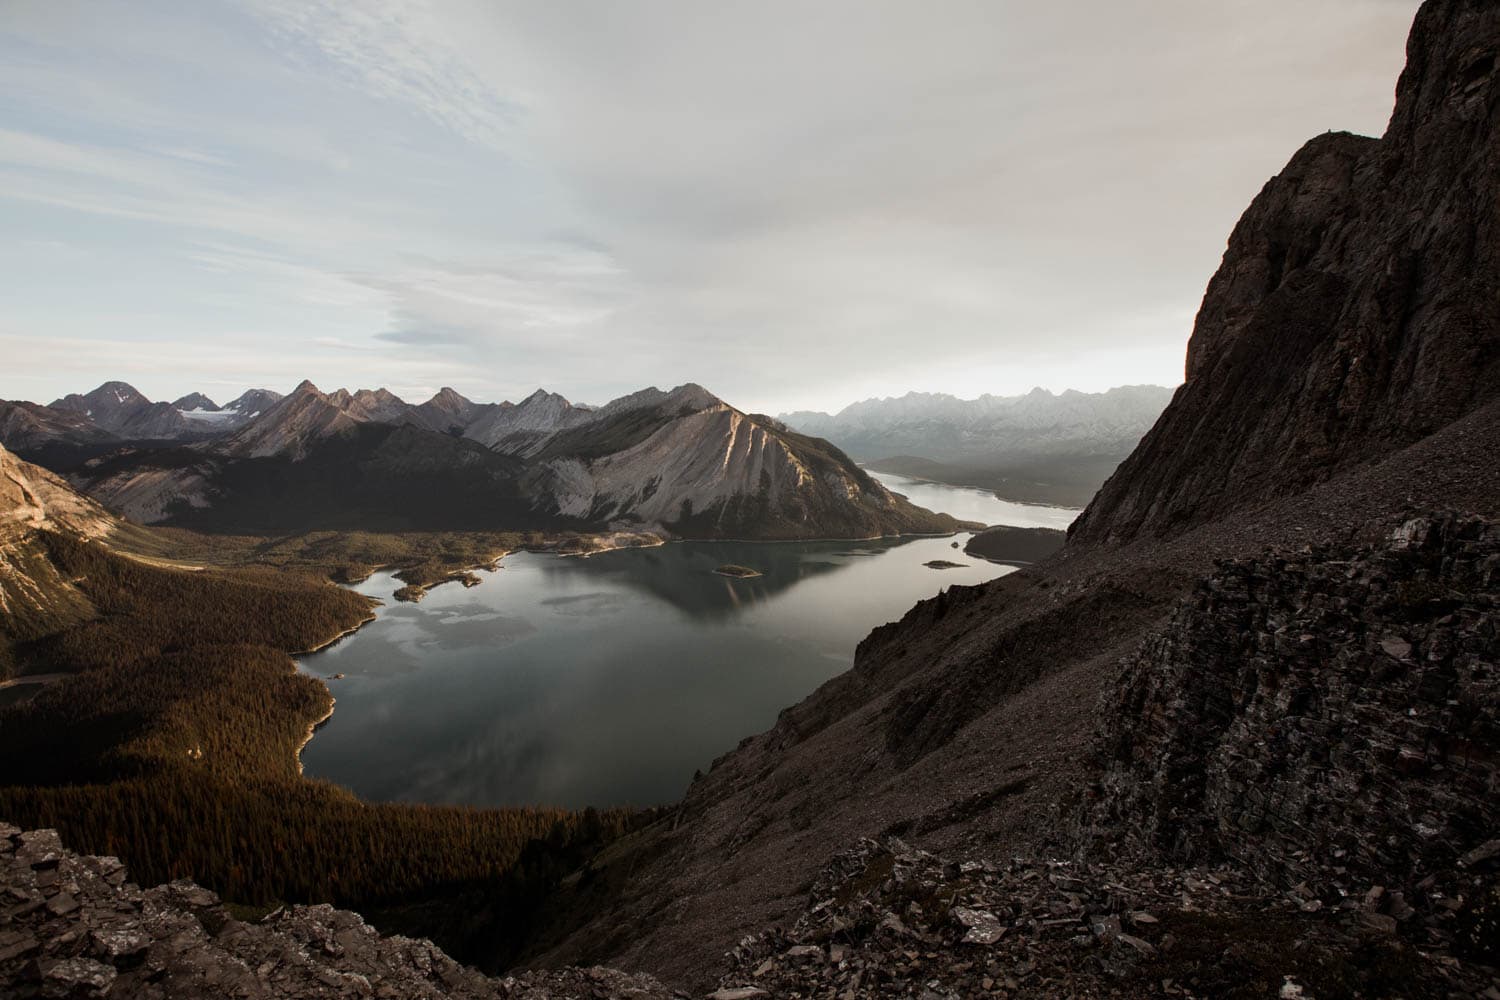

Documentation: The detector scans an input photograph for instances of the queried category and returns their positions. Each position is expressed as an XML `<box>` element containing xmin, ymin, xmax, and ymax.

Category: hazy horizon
<box><xmin>3</xmin><ymin>1</ymin><xmax>1419</xmax><ymax>413</ymax></box>
<box><xmin>19</xmin><ymin>375</ymin><xmax>1175</xmax><ymax>418</ymax></box>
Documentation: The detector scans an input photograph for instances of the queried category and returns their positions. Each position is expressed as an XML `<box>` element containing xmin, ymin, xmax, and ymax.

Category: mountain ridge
<box><xmin>55</xmin><ymin>380</ymin><xmax>964</xmax><ymax>540</ymax></box>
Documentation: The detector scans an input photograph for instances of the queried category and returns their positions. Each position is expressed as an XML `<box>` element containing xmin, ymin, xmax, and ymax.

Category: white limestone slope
<box><xmin>0</xmin><ymin>443</ymin><xmax>115</xmax><ymax>630</ymax></box>
<box><xmin>541</xmin><ymin>403</ymin><xmax>911</xmax><ymax>535</ymax></box>
<box><xmin>0</xmin><ymin>442</ymin><xmax>116</xmax><ymax>541</ymax></box>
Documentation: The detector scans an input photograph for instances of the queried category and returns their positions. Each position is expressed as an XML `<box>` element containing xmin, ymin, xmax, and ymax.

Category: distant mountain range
<box><xmin>0</xmin><ymin>380</ymin><xmax>965</xmax><ymax>540</ymax></box>
<box><xmin>779</xmin><ymin>385</ymin><xmax>1175</xmax><ymax>506</ymax></box>
<box><xmin>45</xmin><ymin>381</ymin><xmax>284</xmax><ymax>441</ymax></box>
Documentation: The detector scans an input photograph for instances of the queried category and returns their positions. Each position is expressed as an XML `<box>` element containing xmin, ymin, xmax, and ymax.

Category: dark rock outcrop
<box><xmin>0</xmin><ymin>825</ymin><xmax>674</xmax><ymax>999</ymax></box>
<box><xmin>719</xmin><ymin>837</ymin><xmax>1492</xmax><ymax>999</ymax></box>
<box><xmin>1072</xmin><ymin>0</ymin><xmax>1500</xmax><ymax>544</ymax></box>
<box><xmin>1075</xmin><ymin>514</ymin><xmax>1500</xmax><ymax>943</ymax></box>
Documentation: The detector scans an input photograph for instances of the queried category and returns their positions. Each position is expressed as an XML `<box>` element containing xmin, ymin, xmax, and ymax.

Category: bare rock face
<box><xmin>718</xmin><ymin>837</ymin><xmax>1493</xmax><ymax>999</ymax></box>
<box><xmin>0</xmin><ymin>825</ymin><xmax>675</xmax><ymax>1000</ymax></box>
<box><xmin>1072</xmin><ymin>0</ymin><xmax>1500</xmax><ymax>544</ymax></box>
<box><xmin>1075</xmin><ymin>512</ymin><xmax>1500</xmax><ymax>963</ymax></box>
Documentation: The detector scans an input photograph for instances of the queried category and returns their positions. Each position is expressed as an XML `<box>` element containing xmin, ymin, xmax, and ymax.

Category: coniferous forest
<box><xmin>0</xmin><ymin>529</ymin><xmax>652</xmax><ymax>962</ymax></box>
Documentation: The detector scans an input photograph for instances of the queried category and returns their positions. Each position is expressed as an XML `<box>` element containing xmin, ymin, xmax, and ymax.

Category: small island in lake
<box><xmin>714</xmin><ymin>564</ymin><xmax>763</xmax><ymax>578</ymax></box>
<box><xmin>924</xmin><ymin>559</ymin><xmax>967</xmax><ymax>570</ymax></box>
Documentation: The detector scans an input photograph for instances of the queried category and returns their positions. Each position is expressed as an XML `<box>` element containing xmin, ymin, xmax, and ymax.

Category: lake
<box><xmin>866</xmin><ymin>471</ymin><xmax>1079</xmax><ymax>530</ymax></box>
<box><xmin>298</xmin><ymin>480</ymin><xmax>1078</xmax><ymax>809</ymax></box>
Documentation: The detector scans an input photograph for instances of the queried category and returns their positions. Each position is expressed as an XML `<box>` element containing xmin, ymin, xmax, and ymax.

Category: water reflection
<box><xmin>867</xmin><ymin>470</ymin><xmax>1079</xmax><ymax>530</ymax></box>
<box><xmin>532</xmin><ymin>536</ymin><xmax>921</xmax><ymax>618</ymax></box>
<box><xmin>300</xmin><ymin>533</ymin><xmax>1013</xmax><ymax>808</ymax></box>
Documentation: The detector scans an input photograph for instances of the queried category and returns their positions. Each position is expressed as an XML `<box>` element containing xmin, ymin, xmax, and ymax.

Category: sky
<box><xmin>1</xmin><ymin>1</ymin><xmax>1420</xmax><ymax>415</ymax></box>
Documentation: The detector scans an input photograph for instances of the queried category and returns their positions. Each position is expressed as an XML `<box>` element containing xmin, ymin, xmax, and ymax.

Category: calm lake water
<box><xmin>867</xmin><ymin>470</ymin><xmax>1079</xmax><ymax>530</ymax></box>
<box><xmin>299</xmin><ymin>482</ymin><xmax>1079</xmax><ymax>809</ymax></box>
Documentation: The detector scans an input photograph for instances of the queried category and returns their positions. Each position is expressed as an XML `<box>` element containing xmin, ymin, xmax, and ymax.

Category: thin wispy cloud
<box><xmin>246</xmin><ymin>0</ymin><xmax>522</xmax><ymax>151</ymax></box>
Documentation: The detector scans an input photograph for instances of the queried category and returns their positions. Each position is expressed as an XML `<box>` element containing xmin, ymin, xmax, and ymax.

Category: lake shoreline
<box><xmin>296</xmin><ymin>699</ymin><xmax>337</xmax><ymax>777</ymax></box>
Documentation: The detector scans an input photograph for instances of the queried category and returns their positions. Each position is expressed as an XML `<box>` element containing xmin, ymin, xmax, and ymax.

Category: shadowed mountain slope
<box><xmin>523</xmin><ymin>3</ymin><xmax>1500</xmax><ymax>987</ymax></box>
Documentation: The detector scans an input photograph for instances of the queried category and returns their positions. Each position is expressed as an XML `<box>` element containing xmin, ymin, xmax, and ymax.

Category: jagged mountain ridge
<box><xmin>66</xmin><ymin>380</ymin><xmax>962</xmax><ymax>539</ymax></box>
<box><xmin>16</xmin><ymin>382</ymin><xmax>287</xmax><ymax>445</ymax></box>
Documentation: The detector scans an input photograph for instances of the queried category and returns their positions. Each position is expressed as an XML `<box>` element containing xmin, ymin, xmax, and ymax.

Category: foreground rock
<box><xmin>1076</xmin><ymin>511</ymin><xmax>1500</xmax><ymax>965</ymax></box>
<box><xmin>721</xmin><ymin>838</ymin><xmax>1498</xmax><ymax>999</ymax></box>
<box><xmin>0</xmin><ymin>825</ymin><xmax>675</xmax><ymax>999</ymax></box>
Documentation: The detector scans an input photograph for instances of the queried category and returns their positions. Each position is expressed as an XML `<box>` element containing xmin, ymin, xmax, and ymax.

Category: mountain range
<box><xmin>780</xmin><ymin>385</ymin><xmax>1175</xmax><ymax>506</ymax></box>
<box><xmin>45</xmin><ymin>381</ymin><xmax>284</xmax><ymax>441</ymax></box>
<box><xmin>2</xmin><ymin>380</ymin><xmax>964</xmax><ymax>540</ymax></box>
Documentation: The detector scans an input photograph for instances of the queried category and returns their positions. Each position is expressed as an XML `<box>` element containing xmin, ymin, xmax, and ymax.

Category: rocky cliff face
<box><xmin>1075</xmin><ymin>513</ymin><xmax>1498</xmax><ymax>951</ymax></box>
<box><xmin>1072</xmin><ymin>0</ymin><xmax>1500</xmax><ymax>544</ymax></box>
<box><xmin>0</xmin><ymin>826</ymin><xmax>674</xmax><ymax>1000</ymax></box>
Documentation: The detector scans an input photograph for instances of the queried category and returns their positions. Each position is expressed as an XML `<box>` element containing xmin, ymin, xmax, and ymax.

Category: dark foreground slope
<box><xmin>521</xmin><ymin>2</ymin><xmax>1500</xmax><ymax>988</ymax></box>
<box><xmin>0</xmin><ymin>826</ymin><xmax>674</xmax><ymax>1000</ymax></box>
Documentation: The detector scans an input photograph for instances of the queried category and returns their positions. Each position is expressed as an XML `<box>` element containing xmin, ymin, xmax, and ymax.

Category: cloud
<box><xmin>245</xmin><ymin>0</ymin><xmax>522</xmax><ymax>151</ymax></box>
<box><xmin>0</xmin><ymin>0</ymin><xmax>1423</xmax><ymax>413</ymax></box>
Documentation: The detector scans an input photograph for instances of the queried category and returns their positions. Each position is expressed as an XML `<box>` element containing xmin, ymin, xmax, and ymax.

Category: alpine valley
<box><xmin>3</xmin><ymin>2</ymin><xmax>1500</xmax><ymax>999</ymax></box>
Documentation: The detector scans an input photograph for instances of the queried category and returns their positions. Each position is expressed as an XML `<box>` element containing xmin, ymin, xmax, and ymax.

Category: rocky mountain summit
<box><xmin>0</xmin><ymin>826</ymin><xmax>675</xmax><ymax>1000</ymax></box>
<box><xmin>1072</xmin><ymin>0</ymin><xmax>1500</xmax><ymax>544</ymax></box>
